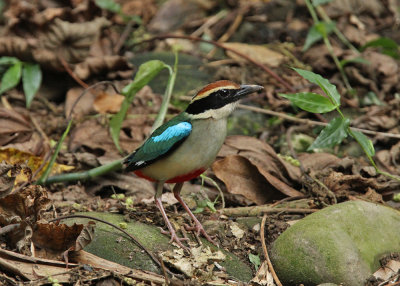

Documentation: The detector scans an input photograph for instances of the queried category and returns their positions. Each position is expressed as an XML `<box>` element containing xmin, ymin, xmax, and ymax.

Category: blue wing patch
<box><xmin>151</xmin><ymin>122</ymin><xmax>192</xmax><ymax>142</ymax></box>
<box><xmin>124</xmin><ymin>114</ymin><xmax>192</xmax><ymax>171</ymax></box>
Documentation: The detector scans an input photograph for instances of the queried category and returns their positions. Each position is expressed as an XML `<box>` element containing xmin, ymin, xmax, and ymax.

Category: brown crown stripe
<box><xmin>192</xmin><ymin>80</ymin><xmax>240</xmax><ymax>101</ymax></box>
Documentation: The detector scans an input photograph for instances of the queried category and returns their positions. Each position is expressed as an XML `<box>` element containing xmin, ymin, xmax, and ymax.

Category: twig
<box><xmin>218</xmin><ymin>206</ymin><xmax>317</xmax><ymax>217</ymax></box>
<box><xmin>260</xmin><ymin>214</ymin><xmax>282</xmax><ymax>286</ymax></box>
<box><xmin>0</xmin><ymin>223</ymin><xmax>20</xmax><ymax>235</ymax></box>
<box><xmin>47</xmin><ymin>214</ymin><xmax>170</xmax><ymax>275</ymax></box>
<box><xmin>59</xmin><ymin>58</ymin><xmax>89</xmax><ymax>89</ymax></box>
<box><xmin>207</xmin><ymin>6</ymin><xmax>247</xmax><ymax>58</ymax></box>
<box><xmin>137</xmin><ymin>34</ymin><xmax>295</xmax><ymax>92</ymax></box>
<box><xmin>114</xmin><ymin>19</ymin><xmax>136</xmax><ymax>54</ymax></box>
<box><xmin>238</xmin><ymin>104</ymin><xmax>400</xmax><ymax>140</ymax></box>
<box><xmin>269</xmin><ymin>195</ymin><xmax>306</xmax><ymax>208</ymax></box>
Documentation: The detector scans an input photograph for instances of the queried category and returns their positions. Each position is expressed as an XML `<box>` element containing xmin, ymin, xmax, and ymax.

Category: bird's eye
<box><xmin>219</xmin><ymin>89</ymin><xmax>229</xmax><ymax>97</ymax></box>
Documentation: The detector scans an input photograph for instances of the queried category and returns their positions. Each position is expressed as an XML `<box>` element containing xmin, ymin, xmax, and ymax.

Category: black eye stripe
<box><xmin>186</xmin><ymin>89</ymin><xmax>238</xmax><ymax>115</ymax></box>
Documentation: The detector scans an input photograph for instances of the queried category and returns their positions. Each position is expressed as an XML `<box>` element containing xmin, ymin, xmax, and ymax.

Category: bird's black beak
<box><xmin>235</xmin><ymin>84</ymin><xmax>264</xmax><ymax>98</ymax></box>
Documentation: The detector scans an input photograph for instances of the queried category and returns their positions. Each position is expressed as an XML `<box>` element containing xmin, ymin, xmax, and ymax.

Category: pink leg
<box><xmin>155</xmin><ymin>182</ymin><xmax>188</xmax><ymax>249</ymax></box>
<box><xmin>173</xmin><ymin>183</ymin><xmax>217</xmax><ymax>245</ymax></box>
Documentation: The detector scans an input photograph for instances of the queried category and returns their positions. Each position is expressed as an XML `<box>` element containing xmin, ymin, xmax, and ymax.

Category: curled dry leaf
<box><xmin>0</xmin><ymin>185</ymin><xmax>50</xmax><ymax>251</ymax></box>
<box><xmin>32</xmin><ymin>221</ymin><xmax>95</xmax><ymax>253</ymax></box>
<box><xmin>0</xmin><ymin>107</ymin><xmax>33</xmax><ymax>146</ymax></box>
<box><xmin>0</xmin><ymin>162</ymin><xmax>16</xmax><ymax>198</ymax></box>
<box><xmin>215</xmin><ymin>135</ymin><xmax>303</xmax><ymax>203</ymax></box>
<box><xmin>74</xmin><ymin>55</ymin><xmax>132</xmax><ymax>80</ymax></box>
<box><xmin>40</xmin><ymin>17</ymin><xmax>111</xmax><ymax>64</ymax></box>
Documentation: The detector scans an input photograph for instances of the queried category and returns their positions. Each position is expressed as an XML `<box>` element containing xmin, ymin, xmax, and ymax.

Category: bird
<box><xmin>123</xmin><ymin>80</ymin><xmax>263</xmax><ymax>248</ymax></box>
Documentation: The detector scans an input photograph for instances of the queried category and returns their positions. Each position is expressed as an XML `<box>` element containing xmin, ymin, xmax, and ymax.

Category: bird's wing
<box><xmin>124</xmin><ymin>115</ymin><xmax>192</xmax><ymax>171</ymax></box>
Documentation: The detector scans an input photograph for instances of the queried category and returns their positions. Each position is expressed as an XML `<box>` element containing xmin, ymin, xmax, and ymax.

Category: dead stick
<box><xmin>139</xmin><ymin>34</ymin><xmax>295</xmax><ymax>92</ymax></box>
<box><xmin>219</xmin><ymin>206</ymin><xmax>317</xmax><ymax>217</ymax></box>
<box><xmin>260</xmin><ymin>214</ymin><xmax>283</xmax><ymax>286</ymax></box>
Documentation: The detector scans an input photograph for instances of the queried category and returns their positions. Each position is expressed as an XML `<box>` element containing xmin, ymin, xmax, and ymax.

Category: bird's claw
<box><xmin>184</xmin><ymin>223</ymin><xmax>218</xmax><ymax>246</ymax></box>
<box><xmin>158</xmin><ymin>227</ymin><xmax>189</xmax><ymax>249</ymax></box>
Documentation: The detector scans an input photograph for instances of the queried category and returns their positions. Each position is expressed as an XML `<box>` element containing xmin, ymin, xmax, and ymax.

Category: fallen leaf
<box><xmin>0</xmin><ymin>148</ymin><xmax>74</xmax><ymax>182</ymax></box>
<box><xmin>224</xmin><ymin>42</ymin><xmax>285</xmax><ymax>67</ymax></box>
<box><xmin>213</xmin><ymin>155</ymin><xmax>283</xmax><ymax>205</ymax></box>
<box><xmin>0</xmin><ymin>107</ymin><xmax>33</xmax><ymax>146</ymax></box>
<box><xmin>93</xmin><ymin>91</ymin><xmax>125</xmax><ymax>114</ymax></box>
<box><xmin>0</xmin><ymin>162</ymin><xmax>16</xmax><ymax>198</ymax></box>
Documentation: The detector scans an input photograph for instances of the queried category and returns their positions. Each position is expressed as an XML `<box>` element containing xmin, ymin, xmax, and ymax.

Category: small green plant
<box><xmin>279</xmin><ymin>68</ymin><xmax>399</xmax><ymax>181</ymax></box>
<box><xmin>248</xmin><ymin>253</ymin><xmax>261</xmax><ymax>271</ymax></box>
<box><xmin>361</xmin><ymin>37</ymin><xmax>400</xmax><ymax>59</ymax></box>
<box><xmin>95</xmin><ymin>0</ymin><xmax>141</xmax><ymax>24</ymax></box>
<box><xmin>0</xmin><ymin>57</ymin><xmax>42</xmax><ymax>108</ymax></box>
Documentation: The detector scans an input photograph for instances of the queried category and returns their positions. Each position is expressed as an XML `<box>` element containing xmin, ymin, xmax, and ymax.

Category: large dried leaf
<box><xmin>0</xmin><ymin>162</ymin><xmax>16</xmax><ymax>198</ymax></box>
<box><xmin>0</xmin><ymin>108</ymin><xmax>33</xmax><ymax>146</ymax></box>
<box><xmin>213</xmin><ymin>155</ymin><xmax>286</xmax><ymax>205</ymax></box>
<box><xmin>32</xmin><ymin>221</ymin><xmax>95</xmax><ymax>253</ymax></box>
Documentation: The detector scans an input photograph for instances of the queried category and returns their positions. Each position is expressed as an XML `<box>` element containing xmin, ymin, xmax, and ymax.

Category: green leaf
<box><xmin>292</xmin><ymin>68</ymin><xmax>341</xmax><ymax>106</ymax></box>
<box><xmin>0</xmin><ymin>56</ymin><xmax>19</xmax><ymax>65</ymax></box>
<box><xmin>312</xmin><ymin>0</ymin><xmax>333</xmax><ymax>6</ymax></box>
<box><xmin>303</xmin><ymin>22</ymin><xmax>335</xmax><ymax>51</ymax></box>
<box><xmin>0</xmin><ymin>62</ymin><xmax>22</xmax><ymax>94</ymax></box>
<box><xmin>110</xmin><ymin>60</ymin><xmax>169</xmax><ymax>151</ymax></box>
<box><xmin>279</xmin><ymin>92</ymin><xmax>336</xmax><ymax>113</ymax></box>
<box><xmin>350</xmin><ymin>130</ymin><xmax>375</xmax><ymax>157</ymax></box>
<box><xmin>339</xmin><ymin>57</ymin><xmax>370</xmax><ymax>68</ymax></box>
<box><xmin>361</xmin><ymin>37</ymin><xmax>400</xmax><ymax>59</ymax></box>
<box><xmin>95</xmin><ymin>0</ymin><xmax>121</xmax><ymax>13</ymax></box>
<box><xmin>312</xmin><ymin>0</ymin><xmax>333</xmax><ymax>5</ymax></box>
<box><xmin>248</xmin><ymin>253</ymin><xmax>261</xmax><ymax>271</ymax></box>
<box><xmin>22</xmin><ymin>63</ymin><xmax>42</xmax><ymax>108</ymax></box>
<box><xmin>308</xmin><ymin>117</ymin><xmax>350</xmax><ymax>150</ymax></box>
<box><xmin>303</xmin><ymin>25</ymin><xmax>323</xmax><ymax>52</ymax></box>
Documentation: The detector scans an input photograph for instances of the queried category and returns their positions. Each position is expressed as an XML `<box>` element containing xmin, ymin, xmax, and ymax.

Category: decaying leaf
<box><xmin>161</xmin><ymin>245</ymin><xmax>225</xmax><ymax>278</ymax></box>
<box><xmin>0</xmin><ymin>107</ymin><xmax>33</xmax><ymax>146</ymax></box>
<box><xmin>214</xmin><ymin>136</ymin><xmax>303</xmax><ymax>205</ymax></box>
<box><xmin>32</xmin><ymin>221</ymin><xmax>95</xmax><ymax>253</ymax></box>
<box><xmin>93</xmin><ymin>91</ymin><xmax>125</xmax><ymax>114</ymax></box>
<box><xmin>0</xmin><ymin>162</ymin><xmax>16</xmax><ymax>198</ymax></box>
<box><xmin>0</xmin><ymin>148</ymin><xmax>74</xmax><ymax>182</ymax></box>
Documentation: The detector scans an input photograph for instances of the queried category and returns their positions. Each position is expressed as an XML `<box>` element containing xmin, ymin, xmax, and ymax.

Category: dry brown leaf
<box><xmin>0</xmin><ymin>162</ymin><xmax>16</xmax><ymax>198</ymax></box>
<box><xmin>93</xmin><ymin>91</ymin><xmax>125</xmax><ymax>114</ymax></box>
<box><xmin>65</xmin><ymin>87</ymin><xmax>95</xmax><ymax>118</ymax></box>
<box><xmin>73</xmin><ymin>55</ymin><xmax>132</xmax><ymax>80</ymax></box>
<box><xmin>0</xmin><ymin>108</ymin><xmax>33</xmax><ymax>146</ymax></box>
<box><xmin>224</xmin><ymin>42</ymin><xmax>285</xmax><ymax>67</ymax></box>
<box><xmin>213</xmin><ymin>155</ymin><xmax>284</xmax><ymax>205</ymax></box>
<box><xmin>32</xmin><ymin>221</ymin><xmax>95</xmax><ymax>254</ymax></box>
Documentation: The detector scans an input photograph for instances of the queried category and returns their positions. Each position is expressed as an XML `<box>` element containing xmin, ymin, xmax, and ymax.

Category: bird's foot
<box><xmin>184</xmin><ymin>223</ymin><xmax>218</xmax><ymax>246</ymax></box>
<box><xmin>158</xmin><ymin>227</ymin><xmax>189</xmax><ymax>250</ymax></box>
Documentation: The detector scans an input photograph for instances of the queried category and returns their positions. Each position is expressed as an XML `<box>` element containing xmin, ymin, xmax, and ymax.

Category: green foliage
<box><xmin>279</xmin><ymin>92</ymin><xmax>336</xmax><ymax>113</ymax></box>
<box><xmin>248</xmin><ymin>253</ymin><xmax>261</xmax><ymax>271</ymax></box>
<box><xmin>312</xmin><ymin>0</ymin><xmax>333</xmax><ymax>6</ymax></box>
<box><xmin>0</xmin><ymin>57</ymin><xmax>42</xmax><ymax>108</ymax></box>
<box><xmin>361</xmin><ymin>37</ymin><xmax>400</xmax><ymax>59</ymax></box>
<box><xmin>280</xmin><ymin>69</ymin><xmax>379</xmax><ymax>172</ymax></box>
<box><xmin>308</xmin><ymin>117</ymin><xmax>349</xmax><ymax>150</ymax></box>
<box><xmin>292</xmin><ymin>68</ymin><xmax>340</xmax><ymax>106</ymax></box>
<box><xmin>339</xmin><ymin>57</ymin><xmax>369</xmax><ymax>69</ymax></box>
<box><xmin>110</xmin><ymin>60</ymin><xmax>171</xmax><ymax>151</ymax></box>
<box><xmin>95</xmin><ymin>0</ymin><xmax>121</xmax><ymax>13</ymax></box>
<box><xmin>193</xmin><ymin>197</ymin><xmax>217</xmax><ymax>214</ymax></box>
<box><xmin>95</xmin><ymin>0</ymin><xmax>141</xmax><ymax>24</ymax></box>
<box><xmin>303</xmin><ymin>21</ymin><xmax>335</xmax><ymax>51</ymax></box>
<box><xmin>22</xmin><ymin>63</ymin><xmax>42</xmax><ymax>108</ymax></box>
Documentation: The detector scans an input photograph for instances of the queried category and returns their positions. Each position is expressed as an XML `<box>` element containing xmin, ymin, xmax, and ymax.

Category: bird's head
<box><xmin>185</xmin><ymin>80</ymin><xmax>263</xmax><ymax>119</ymax></box>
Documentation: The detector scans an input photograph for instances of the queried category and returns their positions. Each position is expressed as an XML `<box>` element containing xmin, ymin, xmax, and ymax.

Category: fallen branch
<box><xmin>218</xmin><ymin>206</ymin><xmax>317</xmax><ymax>217</ymax></box>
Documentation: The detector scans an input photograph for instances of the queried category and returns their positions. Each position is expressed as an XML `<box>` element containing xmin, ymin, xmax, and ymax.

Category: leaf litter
<box><xmin>0</xmin><ymin>0</ymin><xmax>400</xmax><ymax>284</ymax></box>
